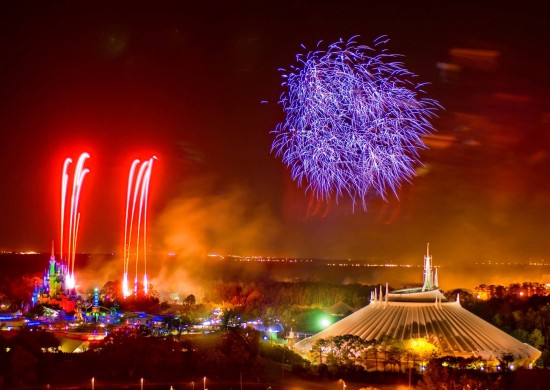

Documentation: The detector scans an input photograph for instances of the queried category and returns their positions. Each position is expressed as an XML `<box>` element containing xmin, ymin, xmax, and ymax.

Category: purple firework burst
<box><xmin>271</xmin><ymin>36</ymin><xmax>440</xmax><ymax>209</ymax></box>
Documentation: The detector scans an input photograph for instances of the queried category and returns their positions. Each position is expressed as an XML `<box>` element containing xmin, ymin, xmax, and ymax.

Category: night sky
<box><xmin>0</xmin><ymin>1</ymin><xmax>548</xmax><ymax>268</ymax></box>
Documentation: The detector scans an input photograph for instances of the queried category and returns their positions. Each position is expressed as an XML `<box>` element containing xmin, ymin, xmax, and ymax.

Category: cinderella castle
<box><xmin>31</xmin><ymin>243</ymin><xmax>77</xmax><ymax>312</ymax></box>
<box><xmin>294</xmin><ymin>244</ymin><xmax>541</xmax><ymax>367</ymax></box>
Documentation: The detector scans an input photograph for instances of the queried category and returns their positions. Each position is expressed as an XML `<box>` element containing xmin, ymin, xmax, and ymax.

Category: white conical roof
<box><xmin>295</xmin><ymin>298</ymin><xmax>540</xmax><ymax>365</ymax></box>
<box><xmin>294</xmin><ymin>246</ymin><xmax>541</xmax><ymax>366</ymax></box>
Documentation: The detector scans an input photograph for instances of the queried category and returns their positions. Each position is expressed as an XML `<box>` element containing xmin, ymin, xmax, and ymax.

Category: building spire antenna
<box><xmin>422</xmin><ymin>242</ymin><xmax>434</xmax><ymax>291</ymax></box>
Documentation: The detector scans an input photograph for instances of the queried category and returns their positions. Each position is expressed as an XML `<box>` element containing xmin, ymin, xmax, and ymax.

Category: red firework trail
<box><xmin>71</xmin><ymin>155</ymin><xmax>90</xmax><ymax>277</ymax></box>
<box><xmin>60</xmin><ymin>158</ymin><xmax>72</xmax><ymax>266</ymax></box>
<box><xmin>123</xmin><ymin>159</ymin><xmax>140</xmax><ymax>298</ymax></box>
<box><xmin>61</xmin><ymin>152</ymin><xmax>90</xmax><ymax>290</ymax></box>
<box><xmin>141</xmin><ymin>158</ymin><xmax>155</xmax><ymax>295</ymax></box>
<box><xmin>132</xmin><ymin>160</ymin><xmax>148</xmax><ymax>290</ymax></box>
<box><xmin>123</xmin><ymin>156</ymin><xmax>155</xmax><ymax>298</ymax></box>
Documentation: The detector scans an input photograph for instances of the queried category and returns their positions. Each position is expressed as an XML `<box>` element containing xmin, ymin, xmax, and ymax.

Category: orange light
<box><xmin>87</xmin><ymin>334</ymin><xmax>106</xmax><ymax>341</ymax></box>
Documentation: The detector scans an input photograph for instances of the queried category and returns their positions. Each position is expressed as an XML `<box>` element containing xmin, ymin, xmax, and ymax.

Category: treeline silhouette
<box><xmin>0</xmin><ymin>327</ymin><xmax>308</xmax><ymax>388</ymax></box>
<box><xmin>203</xmin><ymin>281</ymin><xmax>374</xmax><ymax>309</ymax></box>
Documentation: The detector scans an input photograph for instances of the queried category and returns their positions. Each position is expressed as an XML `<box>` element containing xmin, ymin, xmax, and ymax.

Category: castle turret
<box><xmin>48</xmin><ymin>241</ymin><xmax>58</xmax><ymax>297</ymax></box>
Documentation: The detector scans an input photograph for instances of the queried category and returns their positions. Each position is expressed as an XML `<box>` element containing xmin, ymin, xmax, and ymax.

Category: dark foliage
<box><xmin>454</xmin><ymin>291</ymin><xmax>550</xmax><ymax>367</ymax></box>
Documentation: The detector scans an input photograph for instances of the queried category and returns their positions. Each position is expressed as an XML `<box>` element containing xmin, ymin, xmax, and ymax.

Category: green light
<box><xmin>320</xmin><ymin>317</ymin><xmax>331</xmax><ymax>328</ymax></box>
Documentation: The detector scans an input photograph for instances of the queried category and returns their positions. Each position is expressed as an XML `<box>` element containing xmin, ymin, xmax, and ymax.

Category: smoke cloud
<box><xmin>149</xmin><ymin>176</ymin><xmax>281</xmax><ymax>298</ymax></box>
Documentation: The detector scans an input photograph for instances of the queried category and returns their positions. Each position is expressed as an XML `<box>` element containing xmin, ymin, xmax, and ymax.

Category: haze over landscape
<box><xmin>1</xmin><ymin>4</ymin><xmax>550</xmax><ymax>388</ymax></box>
<box><xmin>0</xmin><ymin>1</ymin><xmax>548</xmax><ymax>291</ymax></box>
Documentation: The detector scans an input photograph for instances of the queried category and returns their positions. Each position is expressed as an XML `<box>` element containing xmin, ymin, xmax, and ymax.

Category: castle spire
<box><xmin>422</xmin><ymin>243</ymin><xmax>434</xmax><ymax>291</ymax></box>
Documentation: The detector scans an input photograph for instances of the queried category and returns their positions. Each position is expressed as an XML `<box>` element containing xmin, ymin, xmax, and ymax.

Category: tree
<box><xmin>164</xmin><ymin>314</ymin><xmax>192</xmax><ymax>342</ymax></box>
<box><xmin>9</xmin><ymin>345</ymin><xmax>38</xmax><ymax>386</ymax></box>
<box><xmin>331</xmin><ymin>334</ymin><xmax>364</xmax><ymax>366</ymax></box>
<box><xmin>147</xmin><ymin>284</ymin><xmax>160</xmax><ymax>300</ymax></box>
<box><xmin>244</xmin><ymin>289</ymin><xmax>263</xmax><ymax>317</ymax></box>
<box><xmin>311</xmin><ymin>338</ymin><xmax>330</xmax><ymax>365</ymax></box>
<box><xmin>100</xmin><ymin>280</ymin><xmax>121</xmax><ymax>302</ymax></box>
<box><xmin>404</xmin><ymin>338</ymin><xmax>439</xmax><ymax>370</ymax></box>
<box><xmin>196</xmin><ymin>347</ymin><xmax>229</xmax><ymax>378</ymax></box>
<box><xmin>195</xmin><ymin>328</ymin><xmax>262</xmax><ymax>379</ymax></box>
<box><xmin>510</xmin><ymin>328</ymin><xmax>529</xmax><ymax>343</ymax></box>
<box><xmin>184</xmin><ymin>294</ymin><xmax>196</xmax><ymax>305</ymax></box>
<box><xmin>416</xmin><ymin>359</ymin><xmax>452</xmax><ymax>390</ymax></box>
<box><xmin>385</xmin><ymin>339</ymin><xmax>404</xmax><ymax>372</ymax></box>
<box><xmin>498</xmin><ymin>353</ymin><xmax>514</xmax><ymax>371</ymax></box>
<box><xmin>417</xmin><ymin>356</ymin><xmax>502</xmax><ymax>390</ymax></box>
<box><xmin>529</xmin><ymin>328</ymin><xmax>545</xmax><ymax>350</ymax></box>
<box><xmin>12</xmin><ymin>329</ymin><xmax>59</xmax><ymax>354</ymax></box>
<box><xmin>5</xmin><ymin>273</ymin><xmax>41</xmax><ymax>309</ymax></box>
<box><xmin>365</xmin><ymin>339</ymin><xmax>381</xmax><ymax>371</ymax></box>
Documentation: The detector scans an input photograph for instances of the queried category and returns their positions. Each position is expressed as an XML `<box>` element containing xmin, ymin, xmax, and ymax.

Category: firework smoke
<box><xmin>272</xmin><ymin>36</ymin><xmax>441</xmax><ymax>209</ymax></box>
<box><xmin>152</xmin><ymin>177</ymin><xmax>281</xmax><ymax>297</ymax></box>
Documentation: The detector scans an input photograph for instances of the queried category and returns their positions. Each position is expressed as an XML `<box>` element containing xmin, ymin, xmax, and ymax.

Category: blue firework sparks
<box><xmin>271</xmin><ymin>36</ymin><xmax>440</xmax><ymax>209</ymax></box>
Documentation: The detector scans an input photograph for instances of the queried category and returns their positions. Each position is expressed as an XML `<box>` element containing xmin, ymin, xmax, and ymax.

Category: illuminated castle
<box><xmin>294</xmin><ymin>244</ymin><xmax>541</xmax><ymax>367</ymax></box>
<box><xmin>31</xmin><ymin>243</ymin><xmax>76</xmax><ymax>312</ymax></box>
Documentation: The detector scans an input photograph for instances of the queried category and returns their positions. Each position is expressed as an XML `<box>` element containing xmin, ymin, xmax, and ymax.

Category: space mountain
<box><xmin>294</xmin><ymin>244</ymin><xmax>541</xmax><ymax>367</ymax></box>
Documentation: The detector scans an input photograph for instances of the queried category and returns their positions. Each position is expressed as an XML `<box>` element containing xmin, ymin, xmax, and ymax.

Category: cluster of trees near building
<box><xmin>473</xmin><ymin>282</ymin><xmax>548</xmax><ymax>300</ymax></box>
<box><xmin>198</xmin><ymin>281</ymin><xmax>372</xmax><ymax>333</ymax></box>
<box><xmin>311</xmin><ymin>335</ymin><xmax>439</xmax><ymax>371</ymax></box>
<box><xmin>1</xmin><ymin>275</ymin><xmax>550</xmax><ymax>388</ymax></box>
<box><xmin>203</xmin><ymin>281</ymin><xmax>372</xmax><ymax>308</ymax></box>
<box><xmin>0</xmin><ymin>324</ymin><xmax>326</xmax><ymax>388</ymax></box>
<box><xmin>164</xmin><ymin>281</ymin><xmax>550</xmax><ymax>368</ymax></box>
<box><xmin>445</xmin><ymin>288</ymin><xmax>550</xmax><ymax>367</ymax></box>
<box><xmin>3</xmin><ymin>275</ymin><xmax>550</xmax><ymax>366</ymax></box>
<box><xmin>106</xmin><ymin>280</ymin><xmax>550</xmax><ymax>371</ymax></box>
<box><xmin>304</xmin><ymin>333</ymin><xmax>536</xmax><ymax>389</ymax></box>
<box><xmin>2</xmin><ymin>270</ymin><xmax>550</xmax><ymax>377</ymax></box>
<box><xmin>2</xmin><ymin>320</ymin><xmax>549</xmax><ymax>389</ymax></box>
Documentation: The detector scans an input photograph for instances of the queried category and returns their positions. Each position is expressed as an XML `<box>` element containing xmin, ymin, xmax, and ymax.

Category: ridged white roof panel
<box><xmin>294</xmin><ymin>300</ymin><xmax>540</xmax><ymax>364</ymax></box>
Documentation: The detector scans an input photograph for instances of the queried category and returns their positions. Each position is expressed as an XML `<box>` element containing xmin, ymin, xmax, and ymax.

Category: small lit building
<box><xmin>325</xmin><ymin>301</ymin><xmax>356</xmax><ymax>318</ymax></box>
